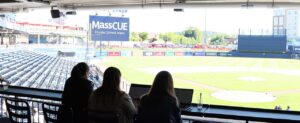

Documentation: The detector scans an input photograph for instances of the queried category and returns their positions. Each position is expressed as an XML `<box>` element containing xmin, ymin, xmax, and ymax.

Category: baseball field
<box><xmin>102</xmin><ymin>56</ymin><xmax>300</xmax><ymax>110</ymax></box>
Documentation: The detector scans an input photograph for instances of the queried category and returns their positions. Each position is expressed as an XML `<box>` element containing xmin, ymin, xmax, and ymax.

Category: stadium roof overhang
<box><xmin>1</xmin><ymin>0</ymin><xmax>300</xmax><ymax>12</ymax></box>
<box><xmin>0</xmin><ymin>26</ymin><xmax>27</xmax><ymax>35</ymax></box>
<box><xmin>0</xmin><ymin>0</ymin><xmax>49</xmax><ymax>12</ymax></box>
<box><xmin>48</xmin><ymin>0</ymin><xmax>300</xmax><ymax>9</ymax></box>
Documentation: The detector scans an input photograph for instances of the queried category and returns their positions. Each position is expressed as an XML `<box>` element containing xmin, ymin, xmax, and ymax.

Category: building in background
<box><xmin>273</xmin><ymin>9</ymin><xmax>299</xmax><ymax>39</ymax></box>
<box><xmin>0</xmin><ymin>12</ymin><xmax>86</xmax><ymax>45</ymax></box>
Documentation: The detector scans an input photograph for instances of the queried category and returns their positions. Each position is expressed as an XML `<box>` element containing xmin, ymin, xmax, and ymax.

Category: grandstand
<box><xmin>0</xmin><ymin>50</ymin><xmax>102</xmax><ymax>90</ymax></box>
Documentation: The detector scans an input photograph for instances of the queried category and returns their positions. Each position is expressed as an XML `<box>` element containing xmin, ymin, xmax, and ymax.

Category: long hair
<box><xmin>95</xmin><ymin>67</ymin><xmax>122</xmax><ymax>105</ymax></box>
<box><xmin>71</xmin><ymin>62</ymin><xmax>89</xmax><ymax>79</ymax></box>
<box><xmin>148</xmin><ymin>71</ymin><xmax>177</xmax><ymax>99</ymax></box>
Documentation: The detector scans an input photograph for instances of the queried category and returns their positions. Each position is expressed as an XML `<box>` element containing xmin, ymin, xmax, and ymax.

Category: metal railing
<box><xmin>0</xmin><ymin>80</ymin><xmax>130</xmax><ymax>123</ymax></box>
<box><xmin>1</xmin><ymin>85</ymin><xmax>300</xmax><ymax>123</ymax></box>
<box><xmin>0</xmin><ymin>96</ymin><xmax>60</xmax><ymax>123</ymax></box>
<box><xmin>0</xmin><ymin>85</ymin><xmax>62</xmax><ymax>123</ymax></box>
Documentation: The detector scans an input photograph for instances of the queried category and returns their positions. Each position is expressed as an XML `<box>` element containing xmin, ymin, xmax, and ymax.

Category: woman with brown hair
<box><xmin>61</xmin><ymin>62</ymin><xmax>94</xmax><ymax>123</ymax></box>
<box><xmin>88</xmin><ymin>67</ymin><xmax>136</xmax><ymax>123</ymax></box>
<box><xmin>137</xmin><ymin>71</ymin><xmax>182</xmax><ymax>123</ymax></box>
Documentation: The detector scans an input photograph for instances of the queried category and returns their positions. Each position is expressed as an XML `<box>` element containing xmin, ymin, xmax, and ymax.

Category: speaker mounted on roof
<box><xmin>51</xmin><ymin>6</ymin><xmax>60</xmax><ymax>18</ymax></box>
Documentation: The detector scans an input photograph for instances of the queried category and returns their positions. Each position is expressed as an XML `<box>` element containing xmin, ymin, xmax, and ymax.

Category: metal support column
<box><xmin>0</xmin><ymin>34</ymin><xmax>3</xmax><ymax>45</ymax></box>
<box><xmin>37</xmin><ymin>34</ymin><xmax>40</xmax><ymax>44</ymax></box>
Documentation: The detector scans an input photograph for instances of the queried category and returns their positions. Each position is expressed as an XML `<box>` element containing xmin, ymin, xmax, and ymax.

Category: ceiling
<box><xmin>0</xmin><ymin>0</ymin><xmax>49</xmax><ymax>12</ymax></box>
<box><xmin>1</xmin><ymin>0</ymin><xmax>300</xmax><ymax>12</ymax></box>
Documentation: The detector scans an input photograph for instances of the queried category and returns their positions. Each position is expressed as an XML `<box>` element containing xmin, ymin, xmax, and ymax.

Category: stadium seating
<box><xmin>0</xmin><ymin>50</ymin><xmax>102</xmax><ymax>90</ymax></box>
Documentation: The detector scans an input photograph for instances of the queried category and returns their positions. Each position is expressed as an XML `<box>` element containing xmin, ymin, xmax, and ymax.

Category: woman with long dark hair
<box><xmin>88</xmin><ymin>67</ymin><xmax>136</xmax><ymax>123</ymax></box>
<box><xmin>137</xmin><ymin>71</ymin><xmax>182</xmax><ymax>123</ymax></box>
<box><xmin>61</xmin><ymin>62</ymin><xmax>94</xmax><ymax>123</ymax></box>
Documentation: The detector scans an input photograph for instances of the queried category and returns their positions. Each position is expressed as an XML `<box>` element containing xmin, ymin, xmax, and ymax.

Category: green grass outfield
<box><xmin>101</xmin><ymin>56</ymin><xmax>300</xmax><ymax>110</ymax></box>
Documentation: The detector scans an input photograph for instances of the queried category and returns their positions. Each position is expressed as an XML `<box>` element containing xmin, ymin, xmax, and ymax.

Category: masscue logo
<box><xmin>89</xmin><ymin>16</ymin><xmax>129</xmax><ymax>41</ymax></box>
<box><xmin>91</xmin><ymin>21</ymin><xmax>128</xmax><ymax>31</ymax></box>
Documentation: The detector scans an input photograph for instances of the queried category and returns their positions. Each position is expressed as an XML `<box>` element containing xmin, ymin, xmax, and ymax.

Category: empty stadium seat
<box><xmin>0</xmin><ymin>50</ymin><xmax>103</xmax><ymax>90</ymax></box>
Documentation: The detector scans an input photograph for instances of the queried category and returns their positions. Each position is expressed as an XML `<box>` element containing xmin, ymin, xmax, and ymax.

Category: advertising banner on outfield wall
<box><xmin>153</xmin><ymin>52</ymin><xmax>165</xmax><ymax>56</ymax></box>
<box><xmin>194</xmin><ymin>52</ymin><xmax>205</xmax><ymax>56</ymax></box>
<box><xmin>206</xmin><ymin>52</ymin><xmax>218</xmax><ymax>56</ymax></box>
<box><xmin>175</xmin><ymin>52</ymin><xmax>185</xmax><ymax>56</ymax></box>
<box><xmin>185</xmin><ymin>52</ymin><xmax>194</xmax><ymax>56</ymax></box>
<box><xmin>121</xmin><ymin>51</ymin><xmax>132</xmax><ymax>56</ymax></box>
<box><xmin>165</xmin><ymin>52</ymin><xmax>175</xmax><ymax>56</ymax></box>
<box><xmin>89</xmin><ymin>16</ymin><xmax>129</xmax><ymax>41</ymax></box>
<box><xmin>143</xmin><ymin>52</ymin><xmax>153</xmax><ymax>56</ymax></box>
<box><xmin>108</xmin><ymin>52</ymin><xmax>121</xmax><ymax>56</ymax></box>
<box><xmin>95</xmin><ymin>51</ymin><xmax>108</xmax><ymax>56</ymax></box>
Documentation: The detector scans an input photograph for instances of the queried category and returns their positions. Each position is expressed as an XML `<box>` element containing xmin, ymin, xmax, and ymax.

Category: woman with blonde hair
<box><xmin>137</xmin><ymin>71</ymin><xmax>182</xmax><ymax>123</ymax></box>
<box><xmin>88</xmin><ymin>67</ymin><xmax>136</xmax><ymax>123</ymax></box>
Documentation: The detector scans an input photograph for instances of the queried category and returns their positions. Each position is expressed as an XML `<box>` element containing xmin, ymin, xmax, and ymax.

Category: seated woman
<box><xmin>137</xmin><ymin>71</ymin><xmax>182</xmax><ymax>123</ymax></box>
<box><xmin>61</xmin><ymin>62</ymin><xmax>94</xmax><ymax>123</ymax></box>
<box><xmin>88</xmin><ymin>67</ymin><xmax>136</xmax><ymax>123</ymax></box>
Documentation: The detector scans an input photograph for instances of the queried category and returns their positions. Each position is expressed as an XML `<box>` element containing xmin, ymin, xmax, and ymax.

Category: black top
<box><xmin>62</xmin><ymin>77</ymin><xmax>93</xmax><ymax>123</ymax></box>
<box><xmin>137</xmin><ymin>95</ymin><xmax>182</xmax><ymax>123</ymax></box>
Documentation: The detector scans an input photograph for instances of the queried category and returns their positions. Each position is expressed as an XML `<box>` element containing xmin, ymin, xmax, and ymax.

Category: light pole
<box><xmin>202</xmin><ymin>9</ymin><xmax>207</xmax><ymax>52</ymax></box>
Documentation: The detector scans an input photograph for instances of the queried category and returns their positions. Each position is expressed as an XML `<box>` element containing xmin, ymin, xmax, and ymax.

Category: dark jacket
<box><xmin>62</xmin><ymin>77</ymin><xmax>93</xmax><ymax>123</ymax></box>
<box><xmin>88</xmin><ymin>92</ymin><xmax>137</xmax><ymax>123</ymax></box>
<box><xmin>137</xmin><ymin>94</ymin><xmax>182</xmax><ymax>123</ymax></box>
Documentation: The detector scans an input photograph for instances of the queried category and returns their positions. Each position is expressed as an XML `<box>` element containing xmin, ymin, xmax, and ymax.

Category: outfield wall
<box><xmin>94</xmin><ymin>51</ymin><xmax>292</xmax><ymax>59</ymax></box>
<box><xmin>231</xmin><ymin>52</ymin><xmax>291</xmax><ymax>58</ymax></box>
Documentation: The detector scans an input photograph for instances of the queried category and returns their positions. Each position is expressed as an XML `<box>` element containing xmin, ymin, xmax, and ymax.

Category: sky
<box><xmin>16</xmin><ymin>8</ymin><xmax>274</xmax><ymax>34</ymax></box>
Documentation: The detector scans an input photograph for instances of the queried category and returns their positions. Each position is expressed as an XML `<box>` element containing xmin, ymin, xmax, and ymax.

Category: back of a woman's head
<box><xmin>101</xmin><ymin>67</ymin><xmax>121</xmax><ymax>92</ymax></box>
<box><xmin>149</xmin><ymin>71</ymin><xmax>175</xmax><ymax>98</ymax></box>
<box><xmin>71</xmin><ymin>62</ymin><xmax>89</xmax><ymax>78</ymax></box>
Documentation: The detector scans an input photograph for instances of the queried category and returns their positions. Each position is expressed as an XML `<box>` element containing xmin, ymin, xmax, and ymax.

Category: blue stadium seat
<box><xmin>0</xmin><ymin>51</ymin><xmax>103</xmax><ymax>90</ymax></box>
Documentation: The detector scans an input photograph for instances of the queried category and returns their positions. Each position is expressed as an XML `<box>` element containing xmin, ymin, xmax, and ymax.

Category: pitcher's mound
<box><xmin>238</xmin><ymin>76</ymin><xmax>265</xmax><ymax>82</ymax></box>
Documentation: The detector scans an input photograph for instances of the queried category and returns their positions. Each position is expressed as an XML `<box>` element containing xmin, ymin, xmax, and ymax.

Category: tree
<box><xmin>209</xmin><ymin>34</ymin><xmax>233</xmax><ymax>45</ymax></box>
<box><xmin>159</xmin><ymin>32</ymin><xmax>202</xmax><ymax>45</ymax></box>
<box><xmin>159</xmin><ymin>32</ymin><xmax>184</xmax><ymax>44</ymax></box>
<box><xmin>139</xmin><ymin>32</ymin><xmax>148</xmax><ymax>41</ymax></box>
<box><xmin>130</xmin><ymin>32</ymin><xmax>140</xmax><ymax>41</ymax></box>
<box><xmin>157</xmin><ymin>27</ymin><xmax>204</xmax><ymax>45</ymax></box>
<box><xmin>159</xmin><ymin>33</ymin><xmax>169</xmax><ymax>42</ymax></box>
<box><xmin>184</xmin><ymin>27</ymin><xmax>203</xmax><ymax>43</ymax></box>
